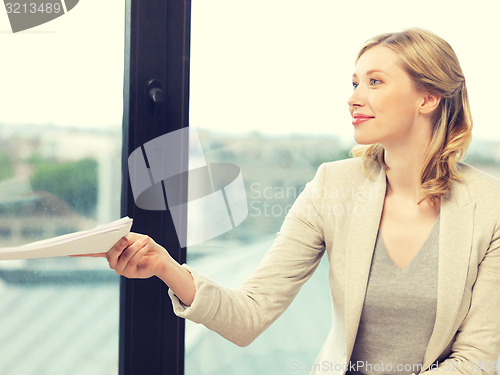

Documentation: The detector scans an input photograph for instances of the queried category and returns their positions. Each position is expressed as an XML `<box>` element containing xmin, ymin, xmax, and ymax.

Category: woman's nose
<box><xmin>347</xmin><ymin>87</ymin><xmax>364</xmax><ymax>108</ymax></box>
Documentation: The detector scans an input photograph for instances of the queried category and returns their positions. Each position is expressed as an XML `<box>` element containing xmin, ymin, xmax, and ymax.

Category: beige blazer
<box><xmin>169</xmin><ymin>158</ymin><xmax>500</xmax><ymax>375</ymax></box>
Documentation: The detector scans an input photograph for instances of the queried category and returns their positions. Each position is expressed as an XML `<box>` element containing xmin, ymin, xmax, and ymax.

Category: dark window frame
<box><xmin>120</xmin><ymin>1</ymin><xmax>191</xmax><ymax>374</ymax></box>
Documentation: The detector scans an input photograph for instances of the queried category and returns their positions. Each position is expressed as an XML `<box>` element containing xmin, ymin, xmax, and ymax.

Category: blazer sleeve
<box><xmin>168</xmin><ymin>163</ymin><xmax>328</xmax><ymax>347</ymax></box>
<box><xmin>422</xmin><ymin>222</ymin><xmax>500</xmax><ymax>375</ymax></box>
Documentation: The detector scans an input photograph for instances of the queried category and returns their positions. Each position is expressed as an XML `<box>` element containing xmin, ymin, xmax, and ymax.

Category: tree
<box><xmin>30</xmin><ymin>158</ymin><xmax>98</xmax><ymax>216</ymax></box>
<box><xmin>0</xmin><ymin>153</ymin><xmax>14</xmax><ymax>180</ymax></box>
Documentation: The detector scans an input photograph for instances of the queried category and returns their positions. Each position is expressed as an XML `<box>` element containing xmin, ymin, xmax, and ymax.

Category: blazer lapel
<box><xmin>344</xmin><ymin>166</ymin><xmax>386</xmax><ymax>360</ymax></box>
<box><xmin>343</xmin><ymin>168</ymin><xmax>475</xmax><ymax>367</ymax></box>
<box><xmin>422</xmin><ymin>180</ymin><xmax>475</xmax><ymax>369</ymax></box>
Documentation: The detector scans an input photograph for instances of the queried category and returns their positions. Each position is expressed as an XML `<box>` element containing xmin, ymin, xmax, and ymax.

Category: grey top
<box><xmin>349</xmin><ymin>217</ymin><xmax>440</xmax><ymax>375</ymax></box>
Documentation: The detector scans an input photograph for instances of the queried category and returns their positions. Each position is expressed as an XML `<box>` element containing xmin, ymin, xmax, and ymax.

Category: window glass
<box><xmin>0</xmin><ymin>2</ymin><xmax>124</xmax><ymax>374</ymax></box>
<box><xmin>187</xmin><ymin>1</ymin><xmax>500</xmax><ymax>374</ymax></box>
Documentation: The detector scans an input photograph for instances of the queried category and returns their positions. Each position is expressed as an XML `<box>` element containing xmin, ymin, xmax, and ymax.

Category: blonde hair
<box><xmin>350</xmin><ymin>28</ymin><xmax>473</xmax><ymax>204</ymax></box>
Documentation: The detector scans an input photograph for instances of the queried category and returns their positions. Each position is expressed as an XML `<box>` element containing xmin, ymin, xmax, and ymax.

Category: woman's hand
<box><xmin>103</xmin><ymin>233</ymin><xmax>169</xmax><ymax>279</ymax></box>
<box><xmin>77</xmin><ymin>232</ymin><xmax>196</xmax><ymax>305</ymax></box>
<box><xmin>76</xmin><ymin>233</ymin><xmax>169</xmax><ymax>279</ymax></box>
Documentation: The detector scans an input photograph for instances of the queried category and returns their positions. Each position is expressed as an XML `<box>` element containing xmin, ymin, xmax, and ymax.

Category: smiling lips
<box><xmin>352</xmin><ymin>114</ymin><xmax>374</xmax><ymax>126</ymax></box>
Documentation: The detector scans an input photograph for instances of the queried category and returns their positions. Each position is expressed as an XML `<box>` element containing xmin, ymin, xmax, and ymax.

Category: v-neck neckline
<box><xmin>379</xmin><ymin>215</ymin><xmax>440</xmax><ymax>274</ymax></box>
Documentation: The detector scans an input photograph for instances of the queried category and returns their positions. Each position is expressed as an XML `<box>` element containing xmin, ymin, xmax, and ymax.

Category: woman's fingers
<box><xmin>121</xmin><ymin>245</ymin><xmax>149</xmax><ymax>276</ymax></box>
<box><xmin>106</xmin><ymin>235</ymin><xmax>136</xmax><ymax>268</ymax></box>
<box><xmin>68</xmin><ymin>232</ymin><xmax>162</xmax><ymax>279</ymax></box>
<box><xmin>112</xmin><ymin>235</ymin><xmax>150</xmax><ymax>275</ymax></box>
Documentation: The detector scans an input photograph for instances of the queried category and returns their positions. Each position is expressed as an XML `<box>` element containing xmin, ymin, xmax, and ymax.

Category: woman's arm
<box><xmin>421</xmin><ymin>223</ymin><xmax>500</xmax><ymax>375</ymax></box>
<box><xmin>167</xmin><ymin>163</ymin><xmax>329</xmax><ymax>346</ymax></box>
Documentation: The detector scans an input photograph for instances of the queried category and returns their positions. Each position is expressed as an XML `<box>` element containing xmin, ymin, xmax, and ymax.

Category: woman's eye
<box><xmin>370</xmin><ymin>78</ymin><xmax>381</xmax><ymax>86</ymax></box>
<box><xmin>352</xmin><ymin>82</ymin><xmax>359</xmax><ymax>90</ymax></box>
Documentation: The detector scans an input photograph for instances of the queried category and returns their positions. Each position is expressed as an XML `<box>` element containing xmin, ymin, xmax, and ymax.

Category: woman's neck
<box><xmin>383</xmin><ymin>142</ymin><xmax>427</xmax><ymax>204</ymax></box>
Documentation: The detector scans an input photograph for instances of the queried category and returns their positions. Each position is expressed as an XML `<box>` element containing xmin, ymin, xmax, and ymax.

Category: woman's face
<box><xmin>348</xmin><ymin>46</ymin><xmax>428</xmax><ymax>148</ymax></box>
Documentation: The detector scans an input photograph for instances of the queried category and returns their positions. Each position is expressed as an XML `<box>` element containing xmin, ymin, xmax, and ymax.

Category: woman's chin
<box><xmin>353</xmin><ymin>132</ymin><xmax>375</xmax><ymax>145</ymax></box>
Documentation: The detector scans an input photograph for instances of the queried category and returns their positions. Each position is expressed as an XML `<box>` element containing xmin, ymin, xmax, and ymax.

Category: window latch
<box><xmin>146</xmin><ymin>79</ymin><xmax>166</xmax><ymax>138</ymax></box>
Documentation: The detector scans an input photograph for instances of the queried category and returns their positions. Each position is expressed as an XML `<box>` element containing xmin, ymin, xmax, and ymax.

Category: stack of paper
<box><xmin>0</xmin><ymin>217</ymin><xmax>133</xmax><ymax>261</ymax></box>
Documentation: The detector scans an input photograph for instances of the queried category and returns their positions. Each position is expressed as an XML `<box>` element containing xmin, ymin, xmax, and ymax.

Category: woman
<box><xmin>91</xmin><ymin>28</ymin><xmax>500</xmax><ymax>374</ymax></box>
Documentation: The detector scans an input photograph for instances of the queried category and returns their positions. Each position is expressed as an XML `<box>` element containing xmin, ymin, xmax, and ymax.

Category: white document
<box><xmin>0</xmin><ymin>217</ymin><xmax>133</xmax><ymax>261</ymax></box>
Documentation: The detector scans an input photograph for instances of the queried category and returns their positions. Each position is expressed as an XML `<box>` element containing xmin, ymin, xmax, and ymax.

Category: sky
<box><xmin>1</xmin><ymin>0</ymin><xmax>500</xmax><ymax>143</ymax></box>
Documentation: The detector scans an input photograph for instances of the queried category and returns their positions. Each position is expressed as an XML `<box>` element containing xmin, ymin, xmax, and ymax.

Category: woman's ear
<box><xmin>420</xmin><ymin>94</ymin><xmax>441</xmax><ymax>115</ymax></box>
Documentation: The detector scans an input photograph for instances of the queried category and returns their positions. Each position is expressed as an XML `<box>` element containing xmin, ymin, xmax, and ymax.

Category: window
<box><xmin>119</xmin><ymin>1</ymin><xmax>190</xmax><ymax>374</ymax></box>
<box><xmin>0</xmin><ymin>2</ymin><xmax>125</xmax><ymax>374</ymax></box>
